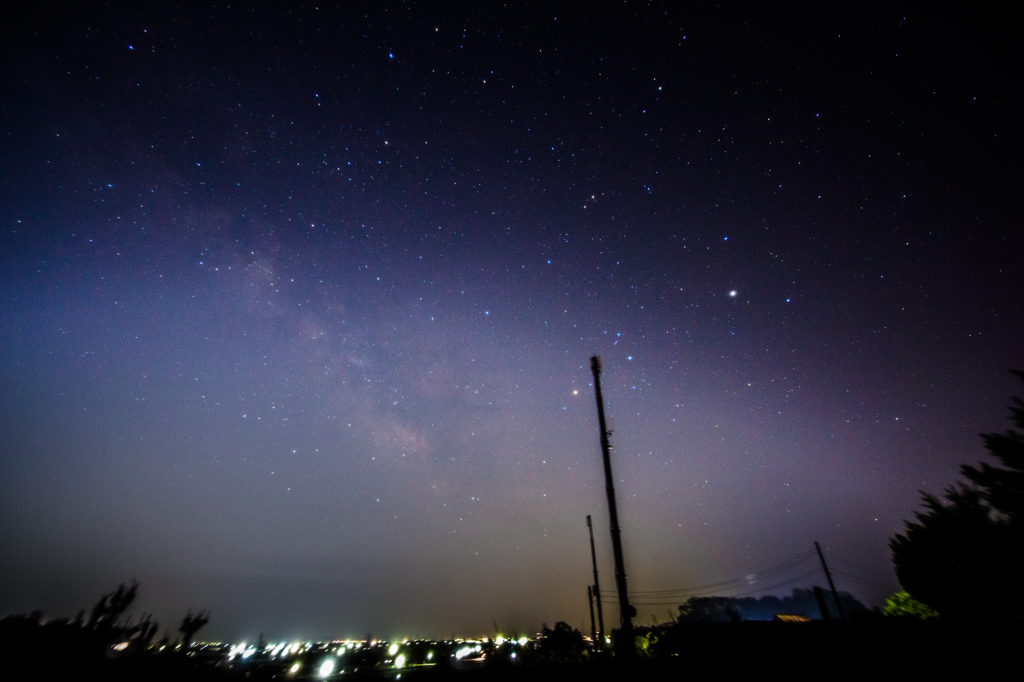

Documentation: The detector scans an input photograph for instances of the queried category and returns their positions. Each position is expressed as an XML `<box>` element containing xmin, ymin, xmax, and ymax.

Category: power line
<box><xmin>829</xmin><ymin>552</ymin><xmax>897</xmax><ymax>579</ymax></box>
<box><xmin>609</xmin><ymin>569</ymin><xmax>824</xmax><ymax>606</ymax></box>
<box><xmin>830</xmin><ymin>568</ymin><xmax>899</xmax><ymax>591</ymax></box>
<box><xmin>602</xmin><ymin>546</ymin><xmax>897</xmax><ymax>609</ymax></box>
<box><xmin>717</xmin><ymin>569</ymin><xmax>822</xmax><ymax>599</ymax></box>
<box><xmin>626</xmin><ymin>549</ymin><xmax>817</xmax><ymax>597</ymax></box>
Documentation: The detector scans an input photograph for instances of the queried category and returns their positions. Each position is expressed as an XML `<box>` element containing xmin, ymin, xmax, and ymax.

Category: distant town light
<box><xmin>318</xmin><ymin>658</ymin><xmax>335</xmax><ymax>678</ymax></box>
<box><xmin>289</xmin><ymin>662</ymin><xmax>301</xmax><ymax>674</ymax></box>
<box><xmin>395</xmin><ymin>654</ymin><xmax>406</xmax><ymax>668</ymax></box>
<box><xmin>388</xmin><ymin>643</ymin><xmax>399</xmax><ymax>655</ymax></box>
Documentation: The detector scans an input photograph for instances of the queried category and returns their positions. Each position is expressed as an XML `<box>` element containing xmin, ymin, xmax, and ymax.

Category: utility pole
<box><xmin>812</xmin><ymin>586</ymin><xmax>832</xmax><ymax>623</ymax></box>
<box><xmin>586</xmin><ymin>514</ymin><xmax>606</xmax><ymax>648</ymax></box>
<box><xmin>814</xmin><ymin>541</ymin><xmax>848</xmax><ymax>625</ymax></box>
<box><xmin>590</xmin><ymin>356</ymin><xmax>633</xmax><ymax>657</ymax></box>
<box><xmin>587</xmin><ymin>586</ymin><xmax>597</xmax><ymax>647</ymax></box>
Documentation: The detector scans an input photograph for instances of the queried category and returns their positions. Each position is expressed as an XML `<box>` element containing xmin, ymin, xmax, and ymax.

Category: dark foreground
<box><xmin>6</xmin><ymin>620</ymin><xmax>1020</xmax><ymax>681</ymax></box>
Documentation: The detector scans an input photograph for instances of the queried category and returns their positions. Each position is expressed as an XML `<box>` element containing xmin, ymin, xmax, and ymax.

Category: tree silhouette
<box><xmin>964</xmin><ymin>373</ymin><xmax>1024</xmax><ymax>522</ymax></box>
<box><xmin>537</xmin><ymin>621</ymin><xmax>586</xmax><ymax>661</ymax></box>
<box><xmin>890</xmin><ymin>371</ymin><xmax>1024</xmax><ymax>620</ymax></box>
<box><xmin>132</xmin><ymin>613</ymin><xmax>160</xmax><ymax>650</ymax></box>
<box><xmin>86</xmin><ymin>580</ymin><xmax>139</xmax><ymax>634</ymax></box>
<box><xmin>883</xmin><ymin>590</ymin><xmax>938</xmax><ymax>619</ymax></box>
<box><xmin>178</xmin><ymin>609</ymin><xmax>210</xmax><ymax>652</ymax></box>
<box><xmin>674</xmin><ymin>589</ymin><xmax>868</xmax><ymax>622</ymax></box>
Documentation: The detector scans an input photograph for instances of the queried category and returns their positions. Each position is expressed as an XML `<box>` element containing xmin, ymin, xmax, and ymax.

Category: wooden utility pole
<box><xmin>590</xmin><ymin>356</ymin><xmax>633</xmax><ymax>657</ymax></box>
<box><xmin>587</xmin><ymin>514</ymin><xmax>606</xmax><ymax>648</ymax></box>
<box><xmin>813</xmin><ymin>586</ymin><xmax>832</xmax><ymax>622</ymax></box>
<box><xmin>815</xmin><ymin>541</ymin><xmax>848</xmax><ymax>625</ymax></box>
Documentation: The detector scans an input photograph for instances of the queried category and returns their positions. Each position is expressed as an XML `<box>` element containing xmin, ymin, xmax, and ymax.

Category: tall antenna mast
<box><xmin>586</xmin><ymin>514</ymin><xmax>606</xmax><ymax>648</ymax></box>
<box><xmin>590</xmin><ymin>356</ymin><xmax>633</xmax><ymax>656</ymax></box>
<box><xmin>587</xmin><ymin>586</ymin><xmax>597</xmax><ymax>647</ymax></box>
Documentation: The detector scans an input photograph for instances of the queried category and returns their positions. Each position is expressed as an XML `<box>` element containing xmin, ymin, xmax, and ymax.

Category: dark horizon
<box><xmin>1</xmin><ymin>4</ymin><xmax>1019</xmax><ymax>642</ymax></box>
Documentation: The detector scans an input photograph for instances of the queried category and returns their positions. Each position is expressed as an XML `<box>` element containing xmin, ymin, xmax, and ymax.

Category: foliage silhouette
<box><xmin>967</xmin><ymin>374</ymin><xmax>1024</xmax><ymax>522</ymax></box>
<box><xmin>675</xmin><ymin>588</ymin><xmax>868</xmax><ymax>622</ymax></box>
<box><xmin>178</xmin><ymin>608</ymin><xmax>211</xmax><ymax>651</ymax></box>
<box><xmin>0</xmin><ymin>581</ymin><xmax>228</xmax><ymax>680</ymax></box>
<box><xmin>87</xmin><ymin>579</ymin><xmax>139</xmax><ymax>634</ymax></box>
<box><xmin>536</xmin><ymin>621</ymin><xmax>586</xmax><ymax>661</ymax></box>
<box><xmin>130</xmin><ymin>613</ymin><xmax>160</xmax><ymax>651</ymax></box>
<box><xmin>890</xmin><ymin>370</ymin><xmax>1024</xmax><ymax>620</ymax></box>
<box><xmin>883</xmin><ymin>590</ymin><xmax>938</xmax><ymax>619</ymax></box>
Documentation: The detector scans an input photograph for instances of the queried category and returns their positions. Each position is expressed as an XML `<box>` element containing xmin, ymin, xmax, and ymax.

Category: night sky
<box><xmin>1</xmin><ymin>4</ymin><xmax>1019</xmax><ymax>642</ymax></box>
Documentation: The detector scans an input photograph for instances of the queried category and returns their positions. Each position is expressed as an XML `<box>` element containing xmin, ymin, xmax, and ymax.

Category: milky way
<box><xmin>1</xmin><ymin>5</ymin><xmax>1019</xmax><ymax>640</ymax></box>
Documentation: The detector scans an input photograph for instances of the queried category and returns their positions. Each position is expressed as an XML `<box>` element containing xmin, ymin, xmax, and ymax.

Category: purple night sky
<box><xmin>1</xmin><ymin>4</ymin><xmax>1019</xmax><ymax>641</ymax></box>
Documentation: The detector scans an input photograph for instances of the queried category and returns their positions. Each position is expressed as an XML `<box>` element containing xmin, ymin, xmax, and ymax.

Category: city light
<box><xmin>318</xmin><ymin>658</ymin><xmax>335</xmax><ymax>678</ymax></box>
<box><xmin>395</xmin><ymin>654</ymin><xmax>406</xmax><ymax>668</ymax></box>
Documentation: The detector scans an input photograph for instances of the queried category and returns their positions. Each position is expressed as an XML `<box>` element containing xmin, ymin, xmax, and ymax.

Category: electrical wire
<box><xmin>597</xmin><ymin>545</ymin><xmax>899</xmax><ymax>613</ymax></box>
<box><xmin>713</xmin><ymin>569</ymin><xmax>823</xmax><ymax>599</ymax></box>
<box><xmin>607</xmin><ymin>569</ymin><xmax>823</xmax><ymax>606</ymax></box>
<box><xmin>597</xmin><ymin>546</ymin><xmax>898</xmax><ymax>608</ymax></box>
<box><xmin>624</xmin><ymin>549</ymin><xmax>817</xmax><ymax>598</ymax></box>
<box><xmin>830</xmin><ymin>568</ymin><xmax>898</xmax><ymax>591</ymax></box>
<box><xmin>829</xmin><ymin>552</ymin><xmax>897</xmax><ymax>579</ymax></box>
